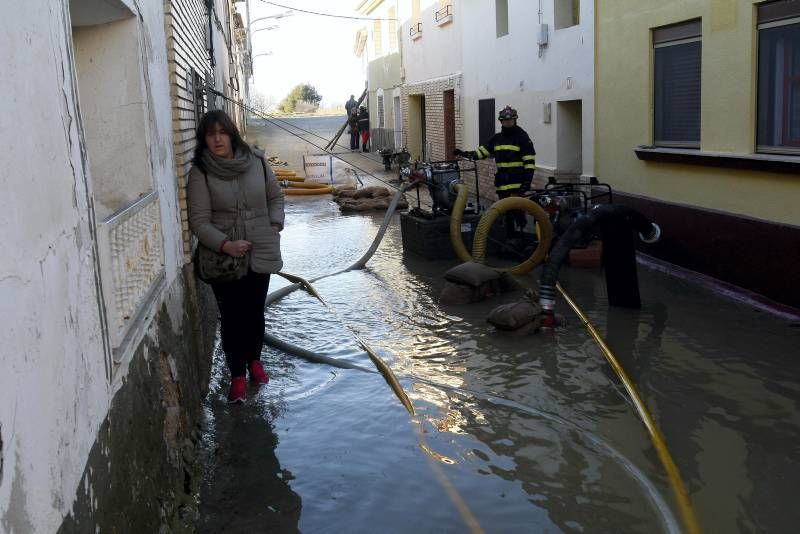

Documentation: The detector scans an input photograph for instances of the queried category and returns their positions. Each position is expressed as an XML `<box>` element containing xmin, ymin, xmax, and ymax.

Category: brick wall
<box><xmin>165</xmin><ymin>0</ymin><xmax>210</xmax><ymax>262</ymax></box>
<box><xmin>401</xmin><ymin>74</ymin><xmax>463</xmax><ymax>163</ymax></box>
<box><xmin>403</xmin><ymin>74</ymin><xmax>529</xmax><ymax>207</ymax></box>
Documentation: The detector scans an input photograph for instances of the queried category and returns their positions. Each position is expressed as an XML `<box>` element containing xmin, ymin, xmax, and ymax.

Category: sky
<box><xmin>241</xmin><ymin>1</ymin><xmax>367</xmax><ymax>110</ymax></box>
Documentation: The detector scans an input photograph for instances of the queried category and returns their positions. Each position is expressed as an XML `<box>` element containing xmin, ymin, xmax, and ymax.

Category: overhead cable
<box><xmin>258</xmin><ymin>1</ymin><xmax>398</xmax><ymax>21</ymax></box>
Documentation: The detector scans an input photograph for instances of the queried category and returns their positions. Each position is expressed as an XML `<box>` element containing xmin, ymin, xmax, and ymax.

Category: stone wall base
<box><xmin>58</xmin><ymin>266</ymin><xmax>217</xmax><ymax>533</ymax></box>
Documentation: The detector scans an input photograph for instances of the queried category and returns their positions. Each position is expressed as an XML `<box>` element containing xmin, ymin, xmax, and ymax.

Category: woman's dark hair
<box><xmin>192</xmin><ymin>109</ymin><xmax>250</xmax><ymax>170</ymax></box>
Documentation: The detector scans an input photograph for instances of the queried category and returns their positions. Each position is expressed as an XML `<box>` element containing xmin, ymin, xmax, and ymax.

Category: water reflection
<box><xmin>198</xmin><ymin>352</ymin><xmax>302</xmax><ymax>533</ymax></box>
<box><xmin>200</xmin><ymin>146</ymin><xmax>800</xmax><ymax>533</ymax></box>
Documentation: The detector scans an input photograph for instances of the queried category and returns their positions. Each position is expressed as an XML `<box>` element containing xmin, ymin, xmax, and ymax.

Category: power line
<box><xmin>257</xmin><ymin>1</ymin><xmax>398</xmax><ymax>21</ymax></box>
<box><xmin>239</xmin><ymin>97</ymin><xmax>517</xmax><ymax>222</ymax></box>
<box><xmin>254</xmin><ymin>110</ymin><xmax>354</xmax><ymax>151</ymax></box>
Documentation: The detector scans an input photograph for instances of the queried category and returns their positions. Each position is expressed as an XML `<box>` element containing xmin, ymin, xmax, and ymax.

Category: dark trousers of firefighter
<box><xmin>212</xmin><ymin>270</ymin><xmax>270</xmax><ymax>377</ymax></box>
<box><xmin>498</xmin><ymin>189</ymin><xmax>526</xmax><ymax>237</ymax></box>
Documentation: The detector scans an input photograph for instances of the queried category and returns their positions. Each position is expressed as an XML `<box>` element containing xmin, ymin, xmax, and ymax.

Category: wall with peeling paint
<box><xmin>0</xmin><ymin>0</ymin><xmax>190</xmax><ymax>531</ymax></box>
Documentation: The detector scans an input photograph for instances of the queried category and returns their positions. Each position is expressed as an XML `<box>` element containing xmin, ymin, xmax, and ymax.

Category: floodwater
<box><xmin>198</xmin><ymin>117</ymin><xmax>800</xmax><ymax>534</ymax></box>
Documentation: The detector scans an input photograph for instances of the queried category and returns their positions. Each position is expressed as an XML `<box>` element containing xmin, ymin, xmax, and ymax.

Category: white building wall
<box><xmin>0</xmin><ymin>0</ymin><xmax>180</xmax><ymax>530</ymax></box>
<box><xmin>364</xmin><ymin>1</ymin><xmax>404</xmax><ymax>147</ymax></box>
<box><xmin>399</xmin><ymin>0</ymin><xmax>463</xmax><ymax>84</ymax></box>
<box><xmin>460</xmin><ymin>0</ymin><xmax>595</xmax><ymax>179</ymax></box>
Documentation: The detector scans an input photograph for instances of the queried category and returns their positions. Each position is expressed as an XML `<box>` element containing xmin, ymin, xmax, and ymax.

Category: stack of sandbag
<box><xmin>440</xmin><ymin>262</ymin><xmax>520</xmax><ymax>305</ymax></box>
<box><xmin>334</xmin><ymin>185</ymin><xmax>408</xmax><ymax>212</ymax></box>
<box><xmin>486</xmin><ymin>289</ymin><xmax>543</xmax><ymax>335</ymax></box>
<box><xmin>267</xmin><ymin>155</ymin><xmax>288</xmax><ymax>166</ymax></box>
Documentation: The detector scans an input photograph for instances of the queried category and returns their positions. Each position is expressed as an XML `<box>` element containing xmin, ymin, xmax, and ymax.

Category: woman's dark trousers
<box><xmin>212</xmin><ymin>270</ymin><xmax>270</xmax><ymax>377</ymax></box>
<box><xmin>350</xmin><ymin>130</ymin><xmax>360</xmax><ymax>150</ymax></box>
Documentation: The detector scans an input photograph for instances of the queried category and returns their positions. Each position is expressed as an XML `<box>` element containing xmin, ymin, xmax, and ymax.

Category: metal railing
<box><xmin>435</xmin><ymin>4</ymin><xmax>453</xmax><ymax>23</ymax></box>
<box><xmin>98</xmin><ymin>192</ymin><xmax>165</xmax><ymax>358</ymax></box>
<box><xmin>370</xmin><ymin>128</ymin><xmax>405</xmax><ymax>152</ymax></box>
<box><xmin>409</xmin><ymin>22</ymin><xmax>422</xmax><ymax>39</ymax></box>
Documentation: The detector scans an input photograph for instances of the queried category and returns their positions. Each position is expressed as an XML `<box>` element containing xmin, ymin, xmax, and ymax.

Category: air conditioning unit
<box><xmin>537</xmin><ymin>23</ymin><xmax>549</xmax><ymax>46</ymax></box>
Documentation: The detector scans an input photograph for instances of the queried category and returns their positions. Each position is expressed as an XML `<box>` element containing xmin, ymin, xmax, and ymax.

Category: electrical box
<box><xmin>537</xmin><ymin>23</ymin><xmax>549</xmax><ymax>46</ymax></box>
<box><xmin>543</xmin><ymin>102</ymin><xmax>552</xmax><ymax>124</ymax></box>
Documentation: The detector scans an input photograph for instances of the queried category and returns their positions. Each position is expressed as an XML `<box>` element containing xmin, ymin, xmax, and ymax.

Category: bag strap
<box><xmin>260</xmin><ymin>156</ymin><xmax>268</xmax><ymax>182</ymax></box>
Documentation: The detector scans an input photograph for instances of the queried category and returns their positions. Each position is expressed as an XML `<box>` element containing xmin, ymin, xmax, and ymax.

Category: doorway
<box><xmin>408</xmin><ymin>94</ymin><xmax>427</xmax><ymax>161</ymax></box>
<box><xmin>556</xmin><ymin>100</ymin><xmax>583</xmax><ymax>179</ymax></box>
<box><xmin>393</xmin><ymin>95</ymin><xmax>402</xmax><ymax>149</ymax></box>
<box><xmin>443</xmin><ymin>90</ymin><xmax>455</xmax><ymax>159</ymax></box>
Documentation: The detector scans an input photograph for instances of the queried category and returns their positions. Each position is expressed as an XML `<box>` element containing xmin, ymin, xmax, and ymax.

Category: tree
<box><xmin>279</xmin><ymin>83</ymin><xmax>322</xmax><ymax>113</ymax></box>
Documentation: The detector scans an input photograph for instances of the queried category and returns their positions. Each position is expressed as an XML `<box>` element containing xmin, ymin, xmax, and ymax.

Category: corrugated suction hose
<box><xmin>450</xmin><ymin>184</ymin><xmax>553</xmax><ymax>274</ymax></box>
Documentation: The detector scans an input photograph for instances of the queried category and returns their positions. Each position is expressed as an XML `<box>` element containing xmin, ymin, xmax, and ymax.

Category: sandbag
<box><xmin>487</xmin><ymin>300</ymin><xmax>543</xmax><ymax>331</ymax></box>
<box><xmin>333</xmin><ymin>185</ymin><xmax>358</xmax><ymax>196</ymax></box>
<box><xmin>335</xmin><ymin>193</ymin><xmax>408</xmax><ymax>212</ymax></box>
<box><xmin>353</xmin><ymin>186</ymin><xmax>392</xmax><ymax>199</ymax></box>
<box><xmin>439</xmin><ymin>281</ymin><xmax>475</xmax><ymax>305</ymax></box>
<box><xmin>444</xmin><ymin>262</ymin><xmax>500</xmax><ymax>288</ymax></box>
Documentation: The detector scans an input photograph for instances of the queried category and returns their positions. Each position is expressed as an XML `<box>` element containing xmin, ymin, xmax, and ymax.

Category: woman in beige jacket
<box><xmin>187</xmin><ymin>110</ymin><xmax>285</xmax><ymax>403</ymax></box>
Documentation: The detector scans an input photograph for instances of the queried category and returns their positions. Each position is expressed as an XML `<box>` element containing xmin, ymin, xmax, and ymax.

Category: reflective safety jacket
<box><xmin>473</xmin><ymin>125</ymin><xmax>536</xmax><ymax>193</ymax></box>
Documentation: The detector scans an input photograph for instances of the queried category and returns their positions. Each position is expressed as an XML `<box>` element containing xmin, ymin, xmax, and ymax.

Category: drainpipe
<box><xmin>207</xmin><ymin>0</ymin><xmax>216</xmax><ymax>108</ymax></box>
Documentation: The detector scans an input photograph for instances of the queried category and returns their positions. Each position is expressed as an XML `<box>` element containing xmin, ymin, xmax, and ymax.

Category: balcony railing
<box><xmin>435</xmin><ymin>4</ymin><xmax>453</xmax><ymax>25</ymax></box>
<box><xmin>97</xmin><ymin>192</ymin><xmax>165</xmax><ymax>361</ymax></box>
<box><xmin>410</xmin><ymin>22</ymin><xmax>422</xmax><ymax>40</ymax></box>
<box><xmin>370</xmin><ymin>128</ymin><xmax>405</xmax><ymax>152</ymax></box>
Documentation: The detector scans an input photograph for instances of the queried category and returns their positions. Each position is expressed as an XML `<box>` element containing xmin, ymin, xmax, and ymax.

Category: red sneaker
<box><xmin>228</xmin><ymin>376</ymin><xmax>247</xmax><ymax>404</ymax></box>
<box><xmin>249</xmin><ymin>360</ymin><xmax>269</xmax><ymax>385</ymax></box>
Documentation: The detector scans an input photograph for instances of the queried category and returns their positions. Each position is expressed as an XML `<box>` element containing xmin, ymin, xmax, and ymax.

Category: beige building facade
<box><xmin>596</xmin><ymin>0</ymin><xmax>800</xmax><ymax>308</ymax></box>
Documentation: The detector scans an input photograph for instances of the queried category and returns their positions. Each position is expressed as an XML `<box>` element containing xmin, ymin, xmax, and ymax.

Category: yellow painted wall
<box><xmin>596</xmin><ymin>0</ymin><xmax>799</xmax><ymax>226</ymax></box>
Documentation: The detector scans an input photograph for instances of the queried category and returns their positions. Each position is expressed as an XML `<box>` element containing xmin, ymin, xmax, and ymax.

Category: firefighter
<box><xmin>454</xmin><ymin>105</ymin><xmax>536</xmax><ymax>237</ymax></box>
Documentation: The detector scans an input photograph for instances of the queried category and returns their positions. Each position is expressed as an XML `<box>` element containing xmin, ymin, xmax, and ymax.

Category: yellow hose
<box><xmin>273</xmin><ymin>169</ymin><xmax>297</xmax><ymax>176</ymax></box>
<box><xmin>280</xmin><ymin>175</ymin><xmax>306</xmax><ymax>182</ymax></box>
<box><xmin>283</xmin><ymin>186</ymin><xmax>333</xmax><ymax>195</ymax></box>
<box><xmin>557</xmin><ymin>282</ymin><xmax>702</xmax><ymax>534</ymax></box>
<box><xmin>281</xmin><ymin>181</ymin><xmax>330</xmax><ymax>189</ymax></box>
<box><xmin>449</xmin><ymin>184</ymin><xmax>474</xmax><ymax>263</ymax></box>
<box><xmin>277</xmin><ymin>272</ymin><xmax>415</xmax><ymax>416</ymax></box>
<box><xmin>450</xmin><ymin>184</ymin><xmax>553</xmax><ymax>274</ymax></box>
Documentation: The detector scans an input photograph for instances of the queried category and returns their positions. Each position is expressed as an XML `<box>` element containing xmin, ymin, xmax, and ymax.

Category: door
<box><xmin>443</xmin><ymin>90</ymin><xmax>456</xmax><ymax>159</ymax></box>
<box><xmin>393</xmin><ymin>95</ymin><xmax>402</xmax><ymax>148</ymax></box>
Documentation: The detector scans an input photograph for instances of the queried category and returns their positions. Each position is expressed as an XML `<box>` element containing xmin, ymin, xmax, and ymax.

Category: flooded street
<box><xmin>198</xmin><ymin>117</ymin><xmax>800</xmax><ymax>534</ymax></box>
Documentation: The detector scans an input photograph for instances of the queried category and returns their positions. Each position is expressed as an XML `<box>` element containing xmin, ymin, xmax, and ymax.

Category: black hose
<box><xmin>539</xmin><ymin>205</ymin><xmax>660</xmax><ymax>317</ymax></box>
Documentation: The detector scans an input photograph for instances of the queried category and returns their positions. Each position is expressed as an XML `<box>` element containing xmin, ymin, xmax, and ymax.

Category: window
<box><xmin>555</xmin><ymin>0</ymin><xmax>580</xmax><ymax>30</ymax></box>
<box><xmin>757</xmin><ymin>1</ymin><xmax>800</xmax><ymax>153</ymax></box>
<box><xmin>478</xmin><ymin>98</ymin><xmax>496</xmax><ymax>144</ymax></box>
<box><xmin>191</xmin><ymin>68</ymin><xmax>207</xmax><ymax>124</ymax></box>
<box><xmin>496</xmin><ymin>0</ymin><xmax>508</xmax><ymax>38</ymax></box>
<box><xmin>377</xmin><ymin>92</ymin><xmax>385</xmax><ymax>128</ymax></box>
<box><xmin>653</xmin><ymin>20</ymin><xmax>702</xmax><ymax>148</ymax></box>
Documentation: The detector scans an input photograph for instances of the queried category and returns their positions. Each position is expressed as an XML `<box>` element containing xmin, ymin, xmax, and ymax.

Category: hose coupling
<box><xmin>639</xmin><ymin>222</ymin><xmax>661</xmax><ymax>244</ymax></box>
<box><xmin>539</xmin><ymin>286</ymin><xmax>556</xmax><ymax>329</ymax></box>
